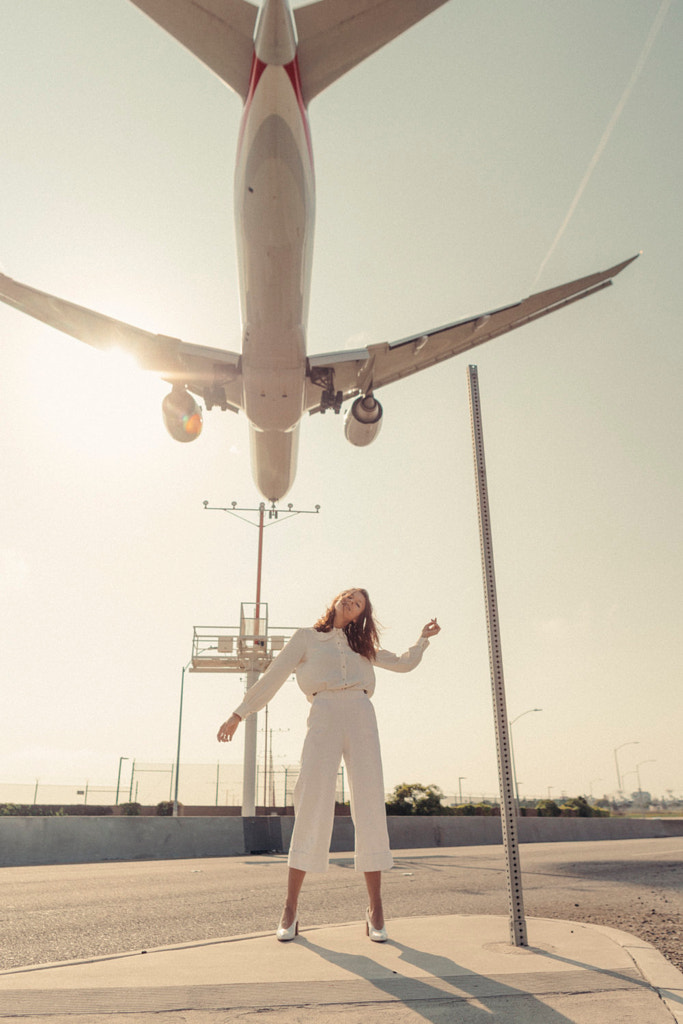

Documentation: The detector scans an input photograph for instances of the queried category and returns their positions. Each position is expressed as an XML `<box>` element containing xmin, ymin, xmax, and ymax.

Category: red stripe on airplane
<box><xmin>285</xmin><ymin>57</ymin><xmax>313</xmax><ymax>166</ymax></box>
<box><xmin>237</xmin><ymin>53</ymin><xmax>313</xmax><ymax>169</ymax></box>
<box><xmin>237</xmin><ymin>54</ymin><xmax>268</xmax><ymax>156</ymax></box>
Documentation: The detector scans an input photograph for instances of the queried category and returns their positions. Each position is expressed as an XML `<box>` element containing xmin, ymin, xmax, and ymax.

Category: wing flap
<box><xmin>128</xmin><ymin>0</ymin><xmax>258</xmax><ymax>99</ymax></box>
<box><xmin>295</xmin><ymin>0</ymin><xmax>450</xmax><ymax>103</ymax></box>
<box><xmin>305</xmin><ymin>254</ymin><xmax>639</xmax><ymax>412</ymax></box>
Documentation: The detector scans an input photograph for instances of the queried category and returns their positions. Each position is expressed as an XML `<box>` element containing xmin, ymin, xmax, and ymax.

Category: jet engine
<box><xmin>162</xmin><ymin>386</ymin><xmax>203</xmax><ymax>442</ymax></box>
<box><xmin>343</xmin><ymin>394</ymin><xmax>383</xmax><ymax>447</ymax></box>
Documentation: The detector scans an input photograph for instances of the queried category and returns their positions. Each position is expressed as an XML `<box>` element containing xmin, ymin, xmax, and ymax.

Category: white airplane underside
<box><xmin>0</xmin><ymin>0</ymin><xmax>638</xmax><ymax>501</ymax></box>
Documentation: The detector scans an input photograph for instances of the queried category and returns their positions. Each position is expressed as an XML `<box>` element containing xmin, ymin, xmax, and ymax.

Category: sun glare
<box><xmin>30</xmin><ymin>341</ymin><xmax>167</xmax><ymax>458</ymax></box>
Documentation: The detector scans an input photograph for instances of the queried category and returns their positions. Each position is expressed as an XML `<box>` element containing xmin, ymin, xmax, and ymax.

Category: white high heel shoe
<box><xmin>276</xmin><ymin>914</ymin><xmax>299</xmax><ymax>942</ymax></box>
<box><xmin>365</xmin><ymin>908</ymin><xmax>388</xmax><ymax>943</ymax></box>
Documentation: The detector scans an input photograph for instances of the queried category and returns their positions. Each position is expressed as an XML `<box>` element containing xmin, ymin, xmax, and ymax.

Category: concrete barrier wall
<box><xmin>517</xmin><ymin>815</ymin><xmax>683</xmax><ymax>844</ymax></box>
<box><xmin>0</xmin><ymin>816</ymin><xmax>246</xmax><ymax>867</ymax></box>
<box><xmin>1</xmin><ymin>815</ymin><xmax>681</xmax><ymax>868</ymax></box>
<box><xmin>388</xmin><ymin>816</ymin><xmax>504</xmax><ymax>849</ymax></box>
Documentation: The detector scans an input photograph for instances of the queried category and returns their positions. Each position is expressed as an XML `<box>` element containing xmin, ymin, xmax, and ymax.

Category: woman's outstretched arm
<box><xmin>375</xmin><ymin>618</ymin><xmax>441</xmax><ymax>673</ymax></box>
<box><xmin>216</xmin><ymin>628</ymin><xmax>307</xmax><ymax>741</ymax></box>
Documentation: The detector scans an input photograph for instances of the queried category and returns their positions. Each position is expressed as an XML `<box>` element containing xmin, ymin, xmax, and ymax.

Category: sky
<box><xmin>0</xmin><ymin>0</ymin><xmax>681</xmax><ymax>808</ymax></box>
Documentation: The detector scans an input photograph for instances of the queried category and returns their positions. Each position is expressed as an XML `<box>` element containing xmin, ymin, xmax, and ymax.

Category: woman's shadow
<box><xmin>297</xmin><ymin>931</ymin><xmax>579</xmax><ymax>1023</ymax></box>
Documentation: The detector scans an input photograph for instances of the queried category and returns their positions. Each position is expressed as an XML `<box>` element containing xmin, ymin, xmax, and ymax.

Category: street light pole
<box><xmin>458</xmin><ymin>777</ymin><xmax>467</xmax><ymax>805</ymax></box>
<box><xmin>614</xmin><ymin>741</ymin><xmax>639</xmax><ymax>797</ymax></box>
<box><xmin>173</xmin><ymin>659</ymin><xmax>193</xmax><ymax>817</ymax></box>
<box><xmin>509</xmin><ymin>709</ymin><xmax>543</xmax><ymax>807</ymax></box>
<box><xmin>115</xmin><ymin>756</ymin><xmax>129</xmax><ymax>805</ymax></box>
<box><xmin>635</xmin><ymin>759</ymin><xmax>656</xmax><ymax>799</ymax></box>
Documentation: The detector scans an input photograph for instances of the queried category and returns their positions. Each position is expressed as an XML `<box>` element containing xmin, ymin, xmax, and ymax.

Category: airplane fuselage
<box><xmin>235</xmin><ymin>0</ymin><xmax>314</xmax><ymax>499</ymax></box>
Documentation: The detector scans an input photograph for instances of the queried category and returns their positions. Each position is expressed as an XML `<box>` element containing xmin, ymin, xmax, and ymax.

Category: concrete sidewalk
<box><xmin>1</xmin><ymin>915</ymin><xmax>682</xmax><ymax>1023</ymax></box>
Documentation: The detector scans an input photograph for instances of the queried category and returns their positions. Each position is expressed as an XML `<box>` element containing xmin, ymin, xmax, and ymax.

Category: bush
<box><xmin>1</xmin><ymin>804</ymin><xmax>67</xmax><ymax>816</ymax></box>
<box><xmin>560</xmin><ymin>796</ymin><xmax>610</xmax><ymax>818</ymax></box>
<box><xmin>535</xmin><ymin>796</ymin><xmax>610</xmax><ymax>818</ymax></box>
<box><xmin>156</xmin><ymin>801</ymin><xmax>175</xmax><ymax>816</ymax></box>
<box><xmin>54</xmin><ymin>805</ymin><xmax>113</xmax><ymax>816</ymax></box>
<box><xmin>536</xmin><ymin>799</ymin><xmax>561</xmax><ymax>817</ymax></box>
<box><xmin>386</xmin><ymin>783</ymin><xmax>455</xmax><ymax>816</ymax></box>
<box><xmin>451</xmin><ymin>803</ymin><xmax>499</xmax><ymax>816</ymax></box>
<box><xmin>1</xmin><ymin>803</ymin><xmax>28</xmax><ymax>816</ymax></box>
<box><xmin>119</xmin><ymin>802</ymin><xmax>142</xmax><ymax>816</ymax></box>
<box><xmin>560</xmin><ymin>796</ymin><xmax>590</xmax><ymax>817</ymax></box>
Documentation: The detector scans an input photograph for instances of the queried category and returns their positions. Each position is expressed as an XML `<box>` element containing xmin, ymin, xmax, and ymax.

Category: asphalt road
<box><xmin>1</xmin><ymin>837</ymin><xmax>681</xmax><ymax>974</ymax></box>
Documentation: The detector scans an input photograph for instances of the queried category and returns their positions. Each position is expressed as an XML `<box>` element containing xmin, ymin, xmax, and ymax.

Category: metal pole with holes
<box><xmin>467</xmin><ymin>364</ymin><xmax>527</xmax><ymax>946</ymax></box>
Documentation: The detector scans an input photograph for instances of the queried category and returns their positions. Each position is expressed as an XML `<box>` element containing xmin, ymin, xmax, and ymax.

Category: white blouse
<box><xmin>233</xmin><ymin>626</ymin><xmax>430</xmax><ymax>720</ymax></box>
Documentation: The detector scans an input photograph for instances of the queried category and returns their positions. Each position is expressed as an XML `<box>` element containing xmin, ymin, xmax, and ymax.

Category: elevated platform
<box><xmin>190</xmin><ymin>625</ymin><xmax>296</xmax><ymax>673</ymax></box>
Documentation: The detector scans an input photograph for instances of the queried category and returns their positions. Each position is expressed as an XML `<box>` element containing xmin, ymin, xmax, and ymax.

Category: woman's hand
<box><xmin>217</xmin><ymin>713</ymin><xmax>242</xmax><ymax>743</ymax></box>
<box><xmin>421</xmin><ymin>618</ymin><xmax>441</xmax><ymax>639</ymax></box>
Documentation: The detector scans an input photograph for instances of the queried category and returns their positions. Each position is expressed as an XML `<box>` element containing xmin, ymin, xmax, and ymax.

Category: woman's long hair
<box><xmin>314</xmin><ymin>588</ymin><xmax>380</xmax><ymax>661</ymax></box>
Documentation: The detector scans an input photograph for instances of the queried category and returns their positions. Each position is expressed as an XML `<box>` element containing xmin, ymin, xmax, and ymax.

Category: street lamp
<box><xmin>614</xmin><ymin>741</ymin><xmax>639</xmax><ymax>797</ymax></box>
<box><xmin>635</xmin><ymin>759</ymin><xmax>656</xmax><ymax>799</ymax></box>
<box><xmin>458</xmin><ymin>777</ymin><xmax>467</xmax><ymax>804</ymax></box>
<box><xmin>509</xmin><ymin>708</ymin><xmax>543</xmax><ymax>806</ymax></box>
<box><xmin>115</xmin><ymin>757</ymin><xmax>129</xmax><ymax>805</ymax></box>
<box><xmin>173</xmin><ymin>659</ymin><xmax>193</xmax><ymax>817</ymax></box>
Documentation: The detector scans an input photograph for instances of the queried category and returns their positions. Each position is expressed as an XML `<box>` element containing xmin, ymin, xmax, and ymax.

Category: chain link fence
<box><xmin>0</xmin><ymin>762</ymin><xmax>349</xmax><ymax>809</ymax></box>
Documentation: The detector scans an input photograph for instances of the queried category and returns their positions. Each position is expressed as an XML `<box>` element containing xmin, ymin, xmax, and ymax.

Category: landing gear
<box><xmin>320</xmin><ymin>388</ymin><xmax>343</xmax><ymax>414</ymax></box>
<box><xmin>308</xmin><ymin>365</ymin><xmax>343</xmax><ymax>414</ymax></box>
<box><xmin>203</xmin><ymin>385</ymin><xmax>229</xmax><ymax>411</ymax></box>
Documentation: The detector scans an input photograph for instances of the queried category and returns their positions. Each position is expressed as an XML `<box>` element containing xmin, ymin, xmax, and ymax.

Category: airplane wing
<box><xmin>304</xmin><ymin>254</ymin><xmax>639</xmax><ymax>413</ymax></box>
<box><xmin>295</xmin><ymin>0</ymin><xmax>451</xmax><ymax>103</ymax></box>
<box><xmin>127</xmin><ymin>0</ymin><xmax>258</xmax><ymax>100</ymax></box>
<box><xmin>0</xmin><ymin>272</ymin><xmax>243</xmax><ymax>411</ymax></box>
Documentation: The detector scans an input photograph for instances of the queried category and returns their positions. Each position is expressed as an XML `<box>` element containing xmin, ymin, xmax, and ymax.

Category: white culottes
<box><xmin>288</xmin><ymin>690</ymin><xmax>393</xmax><ymax>874</ymax></box>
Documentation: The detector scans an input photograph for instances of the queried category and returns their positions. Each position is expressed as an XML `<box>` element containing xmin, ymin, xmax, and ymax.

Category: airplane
<box><xmin>0</xmin><ymin>0</ymin><xmax>638</xmax><ymax>502</ymax></box>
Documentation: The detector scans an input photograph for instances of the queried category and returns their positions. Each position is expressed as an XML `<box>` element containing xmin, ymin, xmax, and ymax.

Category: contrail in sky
<box><xmin>532</xmin><ymin>0</ymin><xmax>671</xmax><ymax>288</ymax></box>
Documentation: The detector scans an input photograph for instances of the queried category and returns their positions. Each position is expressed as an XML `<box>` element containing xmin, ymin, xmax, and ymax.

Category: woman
<box><xmin>217</xmin><ymin>588</ymin><xmax>441</xmax><ymax>942</ymax></box>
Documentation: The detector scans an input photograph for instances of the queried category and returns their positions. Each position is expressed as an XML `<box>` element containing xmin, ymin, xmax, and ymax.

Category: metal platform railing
<box><xmin>190</xmin><ymin>625</ymin><xmax>297</xmax><ymax>673</ymax></box>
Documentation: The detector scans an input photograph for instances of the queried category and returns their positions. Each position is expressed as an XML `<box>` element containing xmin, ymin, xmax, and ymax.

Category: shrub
<box><xmin>1</xmin><ymin>803</ymin><xmax>22</xmax><ymax>816</ymax></box>
<box><xmin>119</xmin><ymin>802</ymin><xmax>142</xmax><ymax>816</ymax></box>
<box><xmin>1</xmin><ymin>803</ymin><xmax>68</xmax><ymax>816</ymax></box>
<box><xmin>452</xmin><ymin>803</ymin><xmax>477</xmax><ymax>816</ymax></box>
<box><xmin>451</xmin><ymin>803</ymin><xmax>499</xmax><ymax>816</ymax></box>
<box><xmin>386</xmin><ymin>783</ymin><xmax>454</xmax><ymax>816</ymax></box>
<box><xmin>55</xmin><ymin>805</ymin><xmax>112</xmax><ymax>816</ymax></box>
<box><xmin>1</xmin><ymin>803</ymin><xmax>32</xmax><ymax>816</ymax></box>
<box><xmin>560</xmin><ymin>796</ymin><xmax>610</xmax><ymax>818</ymax></box>
<box><xmin>156</xmin><ymin>801</ymin><xmax>175</xmax><ymax>816</ymax></box>
<box><xmin>536</xmin><ymin>799</ymin><xmax>561</xmax><ymax>817</ymax></box>
<box><xmin>560</xmin><ymin>796</ymin><xmax>590</xmax><ymax>817</ymax></box>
